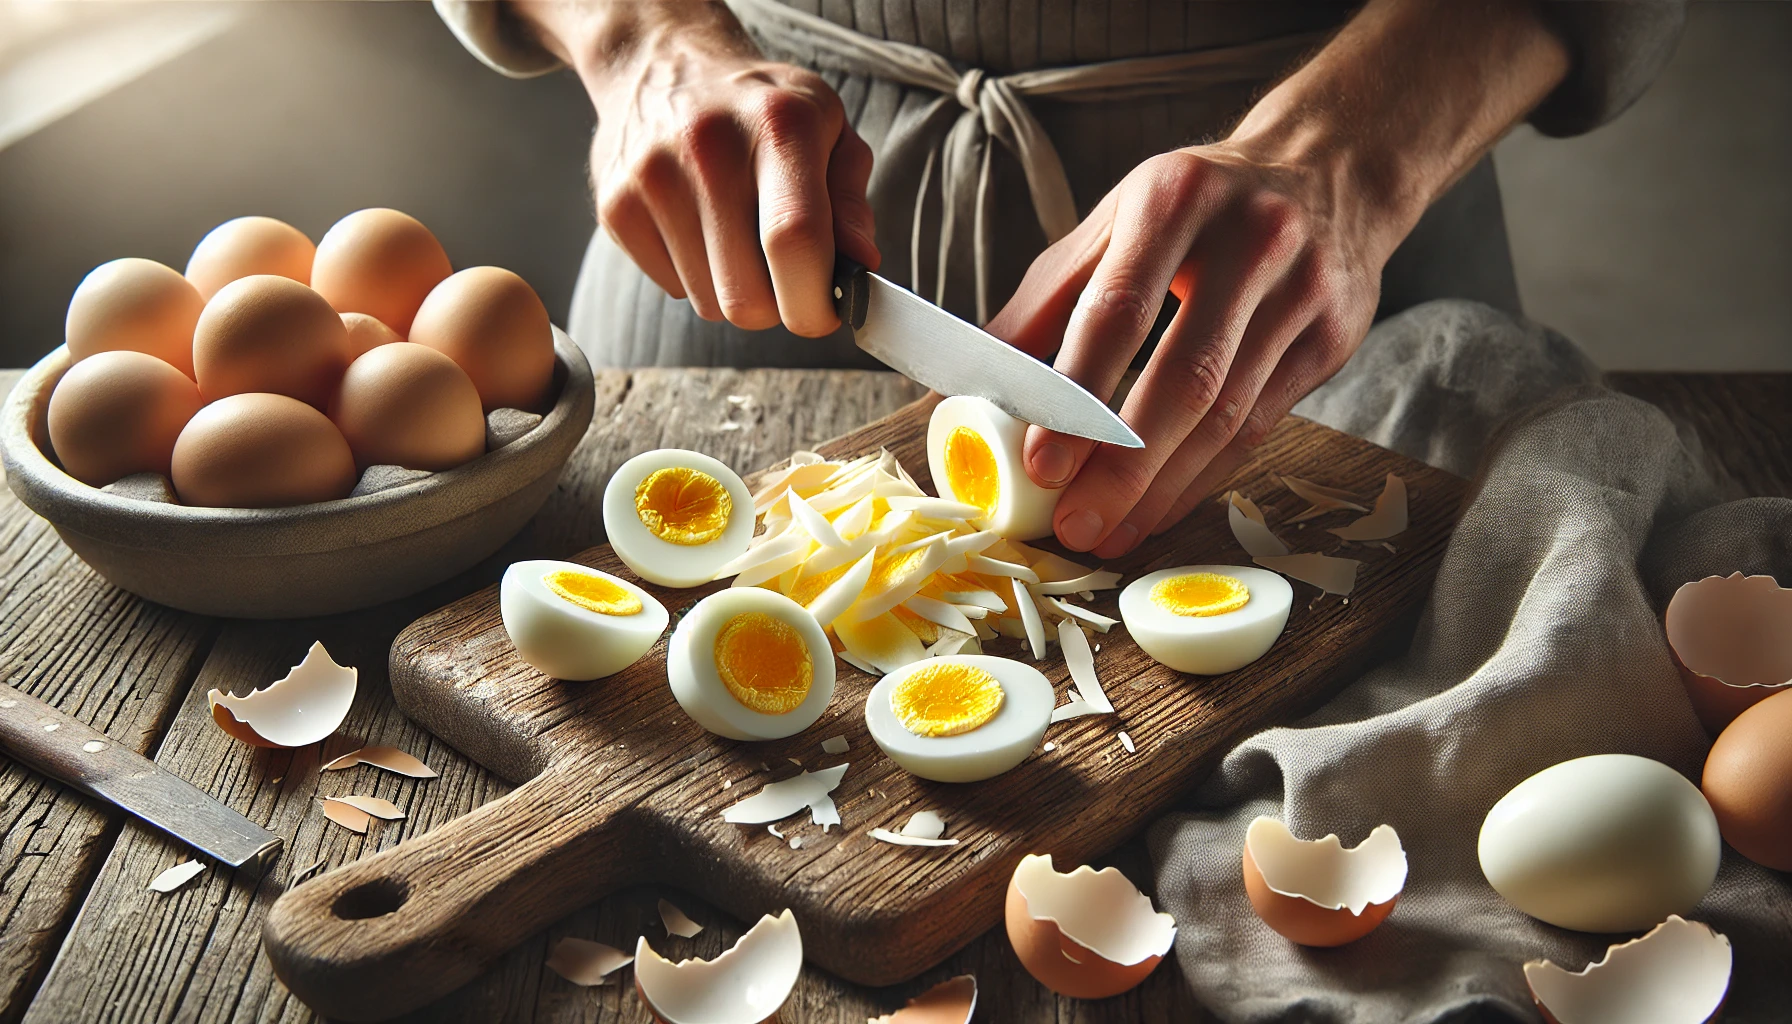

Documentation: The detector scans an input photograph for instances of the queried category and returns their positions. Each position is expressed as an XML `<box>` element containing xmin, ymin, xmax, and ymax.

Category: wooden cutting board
<box><xmin>264</xmin><ymin>395</ymin><xmax>1466</xmax><ymax>1021</ymax></box>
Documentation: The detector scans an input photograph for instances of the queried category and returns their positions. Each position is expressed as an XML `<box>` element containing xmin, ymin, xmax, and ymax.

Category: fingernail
<box><xmin>1032</xmin><ymin>442</ymin><xmax>1074</xmax><ymax>486</ymax></box>
<box><xmin>1059</xmin><ymin>508</ymin><xmax>1104</xmax><ymax>551</ymax></box>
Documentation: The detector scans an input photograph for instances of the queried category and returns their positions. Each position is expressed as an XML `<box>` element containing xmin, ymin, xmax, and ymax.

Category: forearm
<box><xmin>509</xmin><ymin>0</ymin><xmax>758</xmax><ymax>89</ymax></box>
<box><xmin>1229</xmin><ymin>0</ymin><xmax>1570</xmax><ymax>262</ymax></box>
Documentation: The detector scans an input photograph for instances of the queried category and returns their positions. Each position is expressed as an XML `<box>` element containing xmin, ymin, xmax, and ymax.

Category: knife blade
<box><xmin>833</xmin><ymin>258</ymin><xmax>1144</xmax><ymax>449</ymax></box>
<box><xmin>0</xmin><ymin>683</ymin><xmax>282</xmax><ymax>875</ymax></box>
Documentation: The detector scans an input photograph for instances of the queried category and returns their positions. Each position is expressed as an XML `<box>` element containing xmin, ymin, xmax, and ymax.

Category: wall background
<box><xmin>1</xmin><ymin>1</ymin><xmax>1786</xmax><ymax>371</ymax></box>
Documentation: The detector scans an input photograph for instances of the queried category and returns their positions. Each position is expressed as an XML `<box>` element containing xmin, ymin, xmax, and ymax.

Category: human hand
<box><xmin>519</xmin><ymin>1</ymin><xmax>879</xmax><ymax>336</ymax></box>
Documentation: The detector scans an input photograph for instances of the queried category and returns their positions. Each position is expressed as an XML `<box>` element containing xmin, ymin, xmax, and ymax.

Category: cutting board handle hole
<box><xmin>331</xmin><ymin>878</ymin><xmax>409</xmax><ymax>921</ymax></box>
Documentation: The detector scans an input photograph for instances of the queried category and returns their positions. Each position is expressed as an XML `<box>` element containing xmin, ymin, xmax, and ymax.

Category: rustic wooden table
<box><xmin>1</xmin><ymin>368</ymin><xmax>1786</xmax><ymax>1024</ymax></box>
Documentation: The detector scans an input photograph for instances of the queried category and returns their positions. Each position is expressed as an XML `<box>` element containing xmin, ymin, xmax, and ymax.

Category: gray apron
<box><xmin>567</xmin><ymin>0</ymin><xmax>1519</xmax><ymax>369</ymax></box>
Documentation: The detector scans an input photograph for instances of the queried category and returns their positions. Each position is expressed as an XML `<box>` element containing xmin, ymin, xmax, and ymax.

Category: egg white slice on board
<box><xmin>926</xmin><ymin>396</ymin><xmax>1062</xmax><ymax>541</ymax></box>
<box><xmin>1119</xmin><ymin>565</ymin><xmax>1291</xmax><ymax>675</ymax></box>
<box><xmin>865</xmin><ymin>655</ymin><xmax>1053</xmax><ymax>783</ymax></box>
<box><xmin>667</xmin><ymin>588</ymin><xmax>836</xmax><ymax>740</ymax></box>
<box><xmin>602</xmin><ymin>448</ymin><xmax>755</xmax><ymax>588</ymax></box>
<box><xmin>501</xmin><ymin>560</ymin><xmax>668</xmax><ymax>681</ymax></box>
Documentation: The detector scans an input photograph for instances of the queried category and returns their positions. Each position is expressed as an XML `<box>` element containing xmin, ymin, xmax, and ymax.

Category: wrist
<box><xmin>511</xmin><ymin>1</ymin><xmax>758</xmax><ymax>95</ymax></box>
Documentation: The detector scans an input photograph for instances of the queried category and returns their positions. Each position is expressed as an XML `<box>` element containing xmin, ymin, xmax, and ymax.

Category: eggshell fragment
<box><xmin>320</xmin><ymin>745</ymin><xmax>437</xmax><ymax>778</ymax></box>
<box><xmin>1702</xmin><ymin>685</ymin><xmax>1792</xmax><ymax>870</ymax></box>
<box><xmin>1253</xmin><ymin>552</ymin><xmax>1361</xmax><ymax>596</ymax></box>
<box><xmin>1226</xmin><ymin>491</ymin><xmax>1289</xmax><ymax>558</ymax></box>
<box><xmin>722</xmin><ymin>764</ymin><xmax>848</xmax><ymax>826</ymax></box>
<box><xmin>1242</xmin><ymin>817</ymin><xmax>1405</xmax><ymax>947</ymax></box>
<box><xmin>659</xmin><ymin>898</ymin><xmax>704</xmax><ymax>938</ymax></box>
<box><xmin>147</xmin><ymin>860</ymin><xmax>204</xmax><ymax>893</ymax></box>
<box><xmin>1524</xmin><ymin>916</ymin><xmax>1730</xmax><ymax>1024</ymax></box>
<box><xmin>207</xmin><ymin>642</ymin><xmax>356</xmax><ymax>748</ymax></box>
<box><xmin>634</xmin><ymin>910</ymin><xmax>801</xmax><ymax>1024</ymax></box>
<box><xmin>1328</xmin><ymin>474</ymin><xmax>1408</xmax><ymax>541</ymax></box>
<box><xmin>321</xmin><ymin>800</ymin><xmax>373</xmax><ymax>834</ymax></box>
<box><xmin>546</xmin><ymin>937</ymin><xmax>633</xmax><ymax>986</ymax></box>
<box><xmin>1665</xmin><ymin>572</ymin><xmax>1792</xmax><ymax>733</ymax></box>
<box><xmin>1004</xmin><ymin>853</ymin><xmax>1176</xmax><ymax>999</ymax></box>
<box><xmin>870</xmin><ymin>975</ymin><xmax>977</xmax><ymax>1024</ymax></box>
<box><xmin>328</xmin><ymin>795</ymin><xmax>403</xmax><ymax>820</ymax></box>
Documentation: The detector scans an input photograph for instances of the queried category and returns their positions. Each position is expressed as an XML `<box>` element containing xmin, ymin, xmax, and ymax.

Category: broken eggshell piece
<box><xmin>1664</xmin><ymin>572</ymin><xmax>1792</xmax><ymax>733</ymax></box>
<box><xmin>1524</xmin><ymin>916</ymin><xmax>1730</xmax><ymax>1024</ymax></box>
<box><xmin>1242</xmin><ymin>817</ymin><xmax>1405</xmax><ymax>947</ymax></box>
<box><xmin>870</xmin><ymin>975</ymin><xmax>977</xmax><ymax>1024</ymax></box>
<box><xmin>208</xmin><ymin>641</ymin><xmax>356</xmax><ymax>748</ymax></box>
<box><xmin>1004</xmin><ymin>853</ymin><xmax>1176</xmax><ymax>1000</ymax></box>
<box><xmin>634</xmin><ymin>909</ymin><xmax>801</xmax><ymax>1024</ymax></box>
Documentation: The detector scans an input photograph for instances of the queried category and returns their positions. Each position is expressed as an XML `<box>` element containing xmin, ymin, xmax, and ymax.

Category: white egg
<box><xmin>666</xmin><ymin>588</ymin><xmax>836</xmax><ymax>740</ymax></box>
<box><xmin>500</xmin><ymin>560</ymin><xmax>668</xmax><ymax>681</ymax></box>
<box><xmin>926</xmin><ymin>396</ymin><xmax>1061</xmax><ymax>541</ymax></box>
<box><xmin>865</xmin><ymin>654</ymin><xmax>1053</xmax><ymax>782</ymax></box>
<box><xmin>1118</xmin><ymin>565</ymin><xmax>1291</xmax><ymax>675</ymax></box>
<box><xmin>1479</xmin><ymin>754</ymin><xmax>1721</xmax><ymax>933</ymax></box>
<box><xmin>602</xmin><ymin>449</ymin><xmax>754</xmax><ymax>588</ymax></box>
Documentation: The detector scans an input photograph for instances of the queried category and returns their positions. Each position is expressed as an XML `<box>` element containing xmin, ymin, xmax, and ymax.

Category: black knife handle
<box><xmin>833</xmin><ymin>255</ymin><xmax>869</xmax><ymax>331</ymax></box>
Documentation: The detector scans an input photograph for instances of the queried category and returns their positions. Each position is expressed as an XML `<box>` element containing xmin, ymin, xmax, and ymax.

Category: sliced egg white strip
<box><xmin>952</xmin><ymin>602</ymin><xmax>991</xmax><ymax>620</ymax></box>
<box><xmin>1058</xmin><ymin>619</ymin><xmax>1113</xmax><ymax>713</ymax></box>
<box><xmin>799</xmin><ymin>532</ymin><xmax>879</xmax><ymax>577</ymax></box>
<box><xmin>885</xmin><ymin>495</ymin><xmax>984</xmax><ymax>519</ymax></box>
<box><xmin>968</xmin><ymin>554</ymin><xmax>1040</xmax><ymax>583</ymax></box>
<box><xmin>901</xmin><ymin>811</ymin><xmax>947</xmax><ymax>838</ymax></box>
<box><xmin>1050</xmin><ymin>697</ymin><xmax>1106</xmax><ymax>723</ymax></box>
<box><xmin>869</xmin><ymin>829</ymin><xmax>959</xmax><ymax>847</ymax></box>
<box><xmin>1229</xmin><ymin>492</ymin><xmax>1290</xmax><ymax>558</ymax></box>
<box><xmin>806</xmin><ymin>472</ymin><xmax>878</xmax><ymax>514</ymax></box>
<box><xmin>836</xmin><ymin>611</ymin><xmax>927</xmax><ymax>674</ymax></box>
<box><xmin>849</xmin><ymin>538</ymin><xmax>950</xmax><ymax>620</ymax></box>
<box><xmin>714</xmin><ymin>530</ymin><xmax>807</xmax><ymax>580</ymax></box>
<box><xmin>832</xmin><ymin>495</ymin><xmax>875</xmax><ymax>539</ymax></box>
<box><xmin>944</xmin><ymin>589</ymin><xmax>1007</xmax><ymax>612</ymax></box>
<box><xmin>838</xmin><ymin>650</ymin><xmax>881</xmax><ymax>676</ymax></box>
<box><xmin>893</xmin><ymin>529</ymin><xmax>956</xmax><ymax>554</ymax></box>
<box><xmin>942</xmin><ymin>530</ymin><xmax>1000</xmax><ymax>559</ymax></box>
<box><xmin>722</xmin><ymin>764</ymin><xmax>848</xmax><ymax>824</ymax></box>
<box><xmin>1041</xmin><ymin>595</ymin><xmax>1119</xmax><ymax>632</ymax></box>
<box><xmin>753</xmin><ymin>461</ymin><xmax>834</xmax><ymax>512</ymax></box>
<box><xmin>1029</xmin><ymin>569</ymin><xmax>1124</xmax><ymax>595</ymax></box>
<box><xmin>901</xmin><ymin>595</ymin><xmax>977</xmax><ymax>636</ymax></box>
<box><xmin>788</xmin><ymin>490</ymin><xmax>848</xmax><ymax>549</ymax></box>
<box><xmin>924</xmin><ymin>630</ymin><xmax>976</xmax><ymax>658</ymax></box>
<box><xmin>805</xmin><ymin>550</ymin><xmax>877</xmax><ymax>626</ymax></box>
<box><xmin>732</xmin><ymin>542</ymin><xmax>812</xmax><ymax>588</ymax></box>
<box><xmin>1013</xmin><ymin>576</ymin><xmax>1047</xmax><ymax>660</ymax></box>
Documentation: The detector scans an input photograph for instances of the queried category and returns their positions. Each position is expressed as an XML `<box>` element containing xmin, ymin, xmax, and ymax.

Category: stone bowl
<box><xmin>1</xmin><ymin>329</ymin><xmax>595</xmax><ymax>618</ymax></box>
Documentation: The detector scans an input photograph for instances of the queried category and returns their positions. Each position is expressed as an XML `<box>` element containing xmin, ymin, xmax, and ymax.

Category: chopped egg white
<box><xmin>667</xmin><ymin>588</ymin><xmax>836</xmax><ymax>740</ymax></box>
<box><xmin>602</xmin><ymin>449</ymin><xmax>754</xmax><ymax>588</ymax></box>
<box><xmin>500</xmin><ymin>560</ymin><xmax>668</xmax><ymax>681</ymax></box>
<box><xmin>864</xmin><ymin>654</ymin><xmax>1053</xmax><ymax>782</ymax></box>
<box><xmin>1119</xmin><ymin>565</ymin><xmax>1291</xmax><ymax>674</ymax></box>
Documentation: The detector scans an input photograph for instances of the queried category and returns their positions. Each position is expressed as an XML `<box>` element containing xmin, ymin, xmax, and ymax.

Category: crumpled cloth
<box><xmin>1149</xmin><ymin>299</ymin><xmax>1792</xmax><ymax>1022</ymax></box>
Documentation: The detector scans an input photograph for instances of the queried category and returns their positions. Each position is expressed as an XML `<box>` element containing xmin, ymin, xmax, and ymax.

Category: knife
<box><xmin>0</xmin><ymin>683</ymin><xmax>282</xmax><ymax>875</ymax></box>
<box><xmin>833</xmin><ymin>257</ymin><xmax>1144</xmax><ymax>449</ymax></box>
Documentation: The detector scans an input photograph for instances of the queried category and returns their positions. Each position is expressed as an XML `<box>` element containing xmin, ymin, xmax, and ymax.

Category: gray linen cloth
<box><xmin>1149</xmin><ymin>299</ymin><xmax>1792</xmax><ymax>1022</ymax></box>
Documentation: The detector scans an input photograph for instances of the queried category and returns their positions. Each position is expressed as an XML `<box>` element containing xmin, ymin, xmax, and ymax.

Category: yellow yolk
<box><xmin>867</xmin><ymin>544</ymin><xmax>933</xmax><ymax>595</ymax></box>
<box><xmin>543</xmin><ymin>570</ymin><xmax>643</xmax><ymax>616</ymax></box>
<box><xmin>943</xmin><ymin>426</ymin><xmax>999</xmax><ymax>517</ymax></box>
<box><xmin>889</xmin><ymin>662</ymin><xmax>1004</xmax><ymax>737</ymax></box>
<box><xmin>1150</xmin><ymin>572</ymin><xmax>1250</xmax><ymax>617</ymax></box>
<box><xmin>634</xmin><ymin>466</ymin><xmax>733</xmax><ymax>545</ymax></box>
<box><xmin>891</xmin><ymin>605</ymin><xmax>941</xmax><ymax>644</ymax></box>
<box><xmin>713</xmin><ymin>612</ymin><xmax>813</xmax><ymax>715</ymax></box>
<box><xmin>788</xmin><ymin>562</ymin><xmax>849</xmax><ymax>608</ymax></box>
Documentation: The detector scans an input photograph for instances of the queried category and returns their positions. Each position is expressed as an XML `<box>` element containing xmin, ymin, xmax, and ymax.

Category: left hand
<box><xmin>986</xmin><ymin>139</ymin><xmax>1390</xmax><ymax>558</ymax></box>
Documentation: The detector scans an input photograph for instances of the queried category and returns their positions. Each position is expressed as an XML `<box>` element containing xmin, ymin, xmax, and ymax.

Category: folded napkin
<box><xmin>1150</xmin><ymin>299</ymin><xmax>1792</xmax><ymax>1022</ymax></box>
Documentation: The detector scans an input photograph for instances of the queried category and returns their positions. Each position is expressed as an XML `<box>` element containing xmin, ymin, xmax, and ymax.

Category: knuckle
<box><xmin>1102</xmin><ymin>457</ymin><xmax>1158</xmax><ymax>504</ymax></box>
<box><xmin>752</xmin><ymin>89</ymin><xmax>822</xmax><ymax>137</ymax></box>
<box><xmin>679</xmin><ymin>110</ymin><xmax>741</xmax><ymax>170</ymax></box>
<box><xmin>633</xmin><ymin>148</ymin><xmax>682</xmax><ymax>196</ymax></box>
<box><xmin>719</xmin><ymin>290</ymin><xmax>780</xmax><ymax>331</ymax></box>
<box><xmin>1075</xmin><ymin>283</ymin><xmax>1160</xmax><ymax>336</ymax></box>
<box><xmin>1235</xmin><ymin>405</ymin><xmax>1281</xmax><ymax>449</ymax></box>
<box><xmin>1248</xmin><ymin>192</ymin><xmax>1304</xmax><ymax>252</ymax></box>
<box><xmin>761</xmin><ymin>209</ymin><xmax>828</xmax><ymax>257</ymax></box>
<box><xmin>1165</xmin><ymin>344</ymin><xmax>1230</xmax><ymax>416</ymax></box>
<box><xmin>1141</xmin><ymin>151</ymin><xmax>1208</xmax><ymax>208</ymax></box>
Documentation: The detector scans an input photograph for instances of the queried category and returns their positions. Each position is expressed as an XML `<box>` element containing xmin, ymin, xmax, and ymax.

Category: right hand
<box><xmin>518</xmin><ymin>2</ymin><xmax>879</xmax><ymax>337</ymax></box>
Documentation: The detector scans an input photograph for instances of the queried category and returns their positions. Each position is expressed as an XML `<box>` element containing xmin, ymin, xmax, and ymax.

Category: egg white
<box><xmin>666</xmin><ymin>588</ymin><xmax>837</xmax><ymax>741</ymax></box>
<box><xmin>1118</xmin><ymin>565</ymin><xmax>1291</xmax><ymax>675</ymax></box>
<box><xmin>500</xmin><ymin>559</ymin><xmax>668</xmax><ymax>681</ymax></box>
<box><xmin>925</xmin><ymin>396</ymin><xmax>1061</xmax><ymax>541</ymax></box>
<box><xmin>602</xmin><ymin>448</ymin><xmax>755</xmax><ymax>588</ymax></box>
<box><xmin>865</xmin><ymin>654</ymin><xmax>1053</xmax><ymax>782</ymax></box>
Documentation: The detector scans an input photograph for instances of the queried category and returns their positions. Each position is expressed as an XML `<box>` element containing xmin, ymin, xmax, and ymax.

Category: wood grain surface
<box><xmin>2</xmin><ymin>368</ymin><xmax>1784</xmax><ymax>1024</ymax></box>
<box><xmin>260</xmin><ymin>390</ymin><xmax>1467</xmax><ymax>1019</ymax></box>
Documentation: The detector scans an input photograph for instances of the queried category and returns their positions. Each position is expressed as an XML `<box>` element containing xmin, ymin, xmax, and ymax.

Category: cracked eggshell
<box><xmin>1004</xmin><ymin>853</ymin><xmax>1176</xmax><ymax>999</ymax></box>
<box><xmin>634</xmin><ymin>909</ymin><xmax>801</xmax><ymax>1024</ymax></box>
<box><xmin>871</xmin><ymin>975</ymin><xmax>976</xmax><ymax>1024</ymax></box>
<box><xmin>1242</xmin><ymin>817</ymin><xmax>1405</xmax><ymax>947</ymax></box>
<box><xmin>1665</xmin><ymin>573</ymin><xmax>1792</xmax><ymax>733</ymax></box>
<box><xmin>1525</xmin><ymin>916</ymin><xmax>1730</xmax><ymax>1024</ymax></box>
<box><xmin>208</xmin><ymin>641</ymin><xmax>356</xmax><ymax>748</ymax></box>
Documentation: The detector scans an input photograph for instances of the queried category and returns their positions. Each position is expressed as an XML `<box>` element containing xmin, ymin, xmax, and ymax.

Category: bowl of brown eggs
<box><xmin>1</xmin><ymin>209</ymin><xmax>595</xmax><ymax>618</ymax></box>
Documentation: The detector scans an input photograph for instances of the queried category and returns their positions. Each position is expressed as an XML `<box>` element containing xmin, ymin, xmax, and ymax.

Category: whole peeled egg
<box><xmin>47</xmin><ymin>350</ymin><xmax>204</xmax><ymax>486</ymax></box>
<box><xmin>1478</xmin><ymin>754</ymin><xmax>1720</xmax><ymax>933</ymax></box>
<box><xmin>193</xmin><ymin>275</ymin><xmax>351</xmax><ymax>408</ymax></box>
<box><xmin>309</xmin><ymin>208</ymin><xmax>451</xmax><ymax>336</ymax></box>
<box><xmin>1702</xmin><ymin>686</ymin><xmax>1792</xmax><ymax>870</ymax></box>
<box><xmin>926</xmin><ymin>395</ymin><xmax>1062</xmax><ymax>541</ymax></box>
<box><xmin>329</xmin><ymin>342</ymin><xmax>485</xmax><ymax>471</ymax></box>
<box><xmin>408</xmin><ymin>266</ymin><xmax>554</xmax><ymax>411</ymax></box>
<box><xmin>184</xmin><ymin>216</ymin><xmax>315</xmax><ymax>301</ymax></box>
<box><xmin>65</xmin><ymin>257</ymin><xmax>202</xmax><ymax>378</ymax></box>
<box><xmin>341</xmin><ymin>312</ymin><xmax>401</xmax><ymax>359</ymax></box>
<box><xmin>171</xmin><ymin>393</ymin><xmax>356</xmax><ymax>507</ymax></box>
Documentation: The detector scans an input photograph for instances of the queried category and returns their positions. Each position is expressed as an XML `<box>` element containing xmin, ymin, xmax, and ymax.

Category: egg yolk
<box><xmin>867</xmin><ymin>544</ymin><xmax>934</xmax><ymax>596</ymax></box>
<box><xmin>543</xmin><ymin>570</ymin><xmax>644</xmax><ymax>616</ymax></box>
<box><xmin>943</xmin><ymin>426</ymin><xmax>999</xmax><ymax>517</ymax></box>
<box><xmin>788</xmin><ymin>562</ymin><xmax>849</xmax><ymax>608</ymax></box>
<box><xmin>635</xmin><ymin>466</ymin><xmax>732</xmax><ymax>545</ymax></box>
<box><xmin>713</xmin><ymin>612</ymin><xmax>813</xmax><ymax>715</ymax></box>
<box><xmin>1150</xmin><ymin>572</ymin><xmax>1250</xmax><ymax>617</ymax></box>
<box><xmin>890</xmin><ymin>662</ymin><xmax>1005</xmax><ymax>737</ymax></box>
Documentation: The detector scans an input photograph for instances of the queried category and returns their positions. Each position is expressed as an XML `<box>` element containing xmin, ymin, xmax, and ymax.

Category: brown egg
<box><xmin>330</xmin><ymin>342</ymin><xmax>485</xmax><ymax>471</ymax></box>
<box><xmin>193</xmin><ymin>275</ymin><xmax>352</xmax><ymax>408</ymax></box>
<box><xmin>408</xmin><ymin>266</ymin><xmax>554</xmax><ymax>411</ymax></box>
<box><xmin>341</xmin><ymin>311</ymin><xmax>402</xmax><ymax>359</ymax></box>
<box><xmin>184</xmin><ymin>216</ymin><xmax>315</xmax><ymax>301</ymax></box>
<box><xmin>309</xmin><ymin>208</ymin><xmax>451</xmax><ymax>335</ymax></box>
<box><xmin>1702</xmin><ymin>686</ymin><xmax>1792</xmax><ymax>871</ymax></box>
<box><xmin>46</xmin><ymin>350</ymin><xmax>204</xmax><ymax>486</ymax></box>
<box><xmin>171</xmin><ymin>393</ymin><xmax>355</xmax><ymax>507</ymax></box>
<box><xmin>65</xmin><ymin>257</ymin><xmax>202</xmax><ymax>378</ymax></box>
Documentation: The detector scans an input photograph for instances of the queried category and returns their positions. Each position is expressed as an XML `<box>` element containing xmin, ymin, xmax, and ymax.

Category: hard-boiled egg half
<box><xmin>667</xmin><ymin>588</ymin><xmax>836</xmax><ymax>740</ymax></box>
<box><xmin>602</xmin><ymin>449</ymin><xmax>754</xmax><ymax>588</ymax></box>
<box><xmin>1119</xmin><ymin>565</ymin><xmax>1291</xmax><ymax>674</ymax></box>
<box><xmin>926</xmin><ymin>396</ymin><xmax>1061</xmax><ymax>541</ymax></box>
<box><xmin>865</xmin><ymin>654</ymin><xmax>1053</xmax><ymax>782</ymax></box>
<box><xmin>500</xmin><ymin>560</ymin><xmax>668</xmax><ymax>681</ymax></box>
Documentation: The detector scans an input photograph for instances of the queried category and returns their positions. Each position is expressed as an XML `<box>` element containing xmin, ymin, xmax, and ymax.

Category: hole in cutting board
<box><xmin>332</xmin><ymin>878</ymin><xmax>409</xmax><ymax>920</ymax></box>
